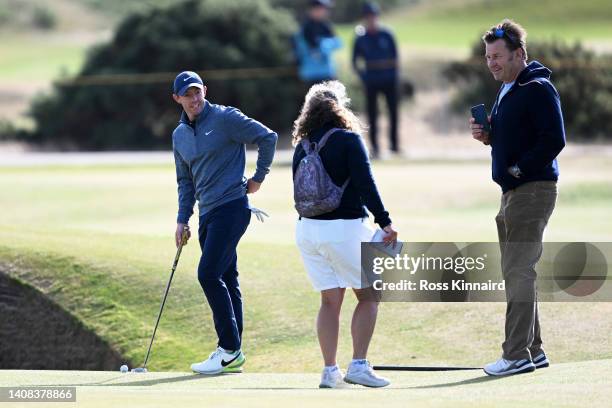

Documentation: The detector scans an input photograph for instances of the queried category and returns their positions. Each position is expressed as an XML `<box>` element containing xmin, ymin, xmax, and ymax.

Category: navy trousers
<box><xmin>366</xmin><ymin>82</ymin><xmax>399</xmax><ymax>154</ymax></box>
<box><xmin>197</xmin><ymin>196</ymin><xmax>251</xmax><ymax>351</ymax></box>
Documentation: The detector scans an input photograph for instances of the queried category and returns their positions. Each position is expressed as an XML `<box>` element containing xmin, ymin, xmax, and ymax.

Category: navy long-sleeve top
<box><xmin>352</xmin><ymin>25</ymin><xmax>398</xmax><ymax>86</ymax></box>
<box><xmin>490</xmin><ymin>61</ymin><xmax>566</xmax><ymax>192</ymax></box>
<box><xmin>173</xmin><ymin>101</ymin><xmax>277</xmax><ymax>223</ymax></box>
<box><xmin>292</xmin><ymin>124</ymin><xmax>392</xmax><ymax>228</ymax></box>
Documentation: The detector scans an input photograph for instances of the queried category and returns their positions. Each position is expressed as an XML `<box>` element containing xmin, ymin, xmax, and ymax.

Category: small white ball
<box><xmin>120</xmin><ymin>364</ymin><xmax>129</xmax><ymax>373</ymax></box>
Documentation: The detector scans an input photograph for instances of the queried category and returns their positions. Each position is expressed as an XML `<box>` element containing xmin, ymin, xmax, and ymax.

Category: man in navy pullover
<box><xmin>171</xmin><ymin>71</ymin><xmax>277</xmax><ymax>375</ymax></box>
<box><xmin>471</xmin><ymin>20</ymin><xmax>565</xmax><ymax>376</ymax></box>
<box><xmin>352</xmin><ymin>2</ymin><xmax>399</xmax><ymax>157</ymax></box>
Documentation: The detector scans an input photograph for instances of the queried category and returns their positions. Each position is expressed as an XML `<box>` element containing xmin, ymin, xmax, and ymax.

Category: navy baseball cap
<box><xmin>363</xmin><ymin>1</ymin><xmax>380</xmax><ymax>15</ymax></box>
<box><xmin>173</xmin><ymin>71</ymin><xmax>204</xmax><ymax>96</ymax></box>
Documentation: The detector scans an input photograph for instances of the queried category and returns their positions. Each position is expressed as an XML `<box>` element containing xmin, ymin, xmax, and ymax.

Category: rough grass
<box><xmin>337</xmin><ymin>0</ymin><xmax>612</xmax><ymax>50</ymax></box>
<box><xmin>3</xmin><ymin>0</ymin><xmax>612</xmax><ymax>85</ymax></box>
<box><xmin>0</xmin><ymin>35</ymin><xmax>86</xmax><ymax>81</ymax></box>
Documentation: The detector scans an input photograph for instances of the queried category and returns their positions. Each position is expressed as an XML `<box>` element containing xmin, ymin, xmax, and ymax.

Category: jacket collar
<box><xmin>516</xmin><ymin>60</ymin><xmax>551</xmax><ymax>86</ymax></box>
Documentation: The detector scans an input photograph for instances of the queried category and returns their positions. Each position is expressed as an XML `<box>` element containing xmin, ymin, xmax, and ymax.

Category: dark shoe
<box><xmin>532</xmin><ymin>351</ymin><xmax>550</xmax><ymax>369</ymax></box>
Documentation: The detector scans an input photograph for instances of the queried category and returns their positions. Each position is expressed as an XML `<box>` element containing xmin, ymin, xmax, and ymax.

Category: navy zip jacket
<box><xmin>292</xmin><ymin>125</ymin><xmax>391</xmax><ymax>228</ymax></box>
<box><xmin>490</xmin><ymin>61</ymin><xmax>566</xmax><ymax>193</ymax></box>
<box><xmin>352</xmin><ymin>25</ymin><xmax>398</xmax><ymax>86</ymax></box>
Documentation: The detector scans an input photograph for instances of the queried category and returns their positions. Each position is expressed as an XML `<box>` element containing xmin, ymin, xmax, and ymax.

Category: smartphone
<box><xmin>471</xmin><ymin>104</ymin><xmax>491</xmax><ymax>133</ymax></box>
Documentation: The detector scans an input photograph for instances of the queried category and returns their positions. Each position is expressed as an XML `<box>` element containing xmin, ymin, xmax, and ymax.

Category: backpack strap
<box><xmin>320</xmin><ymin>128</ymin><xmax>350</xmax><ymax>190</ymax></box>
<box><xmin>316</xmin><ymin>128</ymin><xmax>341</xmax><ymax>152</ymax></box>
<box><xmin>300</xmin><ymin>138</ymin><xmax>318</xmax><ymax>154</ymax></box>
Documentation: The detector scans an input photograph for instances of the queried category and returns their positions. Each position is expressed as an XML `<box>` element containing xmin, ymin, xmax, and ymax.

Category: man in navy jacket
<box><xmin>352</xmin><ymin>2</ymin><xmax>399</xmax><ymax>157</ymax></box>
<box><xmin>470</xmin><ymin>19</ymin><xmax>565</xmax><ymax>376</ymax></box>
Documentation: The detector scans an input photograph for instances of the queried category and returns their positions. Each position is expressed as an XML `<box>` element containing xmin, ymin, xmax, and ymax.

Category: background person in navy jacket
<box><xmin>470</xmin><ymin>19</ymin><xmax>566</xmax><ymax>377</ymax></box>
<box><xmin>352</xmin><ymin>2</ymin><xmax>400</xmax><ymax>158</ymax></box>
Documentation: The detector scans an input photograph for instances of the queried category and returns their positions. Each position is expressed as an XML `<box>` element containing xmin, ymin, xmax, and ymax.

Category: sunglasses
<box><xmin>494</xmin><ymin>28</ymin><xmax>521</xmax><ymax>48</ymax></box>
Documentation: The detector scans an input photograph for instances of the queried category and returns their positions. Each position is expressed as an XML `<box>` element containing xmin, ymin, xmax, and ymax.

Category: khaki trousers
<box><xmin>496</xmin><ymin>181</ymin><xmax>557</xmax><ymax>361</ymax></box>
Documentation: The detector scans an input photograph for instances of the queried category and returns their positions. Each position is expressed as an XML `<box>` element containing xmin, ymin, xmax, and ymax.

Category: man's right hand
<box><xmin>175</xmin><ymin>223</ymin><xmax>191</xmax><ymax>248</ymax></box>
<box><xmin>470</xmin><ymin>117</ymin><xmax>491</xmax><ymax>145</ymax></box>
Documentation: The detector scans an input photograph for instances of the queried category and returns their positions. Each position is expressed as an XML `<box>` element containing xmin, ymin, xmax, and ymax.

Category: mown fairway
<box><xmin>1</xmin><ymin>360</ymin><xmax>611</xmax><ymax>407</ymax></box>
<box><xmin>1</xmin><ymin>153</ymin><xmax>611</xmax><ymax>372</ymax></box>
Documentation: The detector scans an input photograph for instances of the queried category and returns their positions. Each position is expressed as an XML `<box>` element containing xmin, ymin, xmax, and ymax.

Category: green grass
<box><xmin>1</xmin><ymin>155</ymin><xmax>611</xmax><ymax>372</ymax></box>
<box><xmin>2</xmin><ymin>360</ymin><xmax>611</xmax><ymax>407</ymax></box>
<box><xmin>2</xmin><ymin>0</ymin><xmax>612</xmax><ymax>86</ymax></box>
<box><xmin>337</xmin><ymin>0</ymin><xmax>612</xmax><ymax>50</ymax></box>
<box><xmin>0</xmin><ymin>35</ymin><xmax>87</xmax><ymax>82</ymax></box>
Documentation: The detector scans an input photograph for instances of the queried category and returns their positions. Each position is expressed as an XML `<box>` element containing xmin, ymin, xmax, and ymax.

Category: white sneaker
<box><xmin>319</xmin><ymin>366</ymin><xmax>344</xmax><ymax>388</ymax></box>
<box><xmin>344</xmin><ymin>360</ymin><xmax>390</xmax><ymax>388</ymax></box>
<box><xmin>191</xmin><ymin>347</ymin><xmax>243</xmax><ymax>375</ymax></box>
<box><xmin>483</xmin><ymin>357</ymin><xmax>535</xmax><ymax>376</ymax></box>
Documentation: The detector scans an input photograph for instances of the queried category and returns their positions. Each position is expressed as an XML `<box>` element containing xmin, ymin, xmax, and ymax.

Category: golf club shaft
<box><xmin>372</xmin><ymin>365</ymin><xmax>481</xmax><ymax>371</ymax></box>
<box><xmin>142</xmin><ymin>231</ymin><xmax>188</xmax><ymax>369</ymax></box>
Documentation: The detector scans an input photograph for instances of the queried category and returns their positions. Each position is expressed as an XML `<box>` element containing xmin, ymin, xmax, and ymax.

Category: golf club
<box><xmin>131</xmin><ymin>226</ymin><xmax>190</xmax><ymax>373</ymax></box>
<box><xmin>373</xmin><ymin>365</ymin><xmax>481</xmax><ymax>371</ymax></box>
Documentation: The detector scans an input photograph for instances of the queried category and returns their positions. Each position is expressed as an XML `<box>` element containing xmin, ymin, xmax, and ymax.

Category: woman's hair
<box><xmin>292</xmin><ymin>80</ymin><xmax>363</xmax><ymax>146</ymax></box>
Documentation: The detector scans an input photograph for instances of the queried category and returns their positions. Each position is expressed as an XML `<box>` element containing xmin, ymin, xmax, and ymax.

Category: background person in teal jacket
<box><xmin>352</xmin><ymin>2</ymin><xmax>400</xmax><ymax>158</ymax></box>
<box><xmin>295</xmin><ymin>0</ymin><xmax>342</xmax><ymax>84</ymax></box>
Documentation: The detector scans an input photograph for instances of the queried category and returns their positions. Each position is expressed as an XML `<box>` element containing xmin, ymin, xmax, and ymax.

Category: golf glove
<box><xmin>248</xmin><ymin>206</ymin><xmax>269</xmax><ymax>223</ymax></box>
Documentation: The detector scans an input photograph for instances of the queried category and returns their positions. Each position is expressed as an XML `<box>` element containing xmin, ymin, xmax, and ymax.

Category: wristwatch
<box><xmin>508</xmin><ymin>165</ymin><xmax>522</xmax><ymax>179</ymax></box>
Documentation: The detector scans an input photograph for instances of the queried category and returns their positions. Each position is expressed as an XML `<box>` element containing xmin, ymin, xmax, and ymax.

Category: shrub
<box><xmin>28</xmin><ymin>0</ymin><xmax>302</xmax><ymax>150</ymax></box>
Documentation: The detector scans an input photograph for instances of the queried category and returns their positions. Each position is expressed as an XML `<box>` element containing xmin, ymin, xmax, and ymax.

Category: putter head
<box><xmin>131</xmin><ymin>367</ymin><xmax>148</xmax><ymax>373</ymax></box>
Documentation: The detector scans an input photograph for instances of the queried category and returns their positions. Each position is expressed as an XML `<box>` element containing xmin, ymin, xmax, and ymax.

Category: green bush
<box><xmin>444</xmin><ymin>40</ymin><xmax>612</xmax><ymax>140</ymax></box>
<box><xmin>28</xmin><ymin>0</ymin><xmax>302</xmax><ymax>150</ymax></box>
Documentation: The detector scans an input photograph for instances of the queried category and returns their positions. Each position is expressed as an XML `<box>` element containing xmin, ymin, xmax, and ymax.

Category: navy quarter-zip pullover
<box><xmin>490</xmin><ymin>61</ymin><xmax>566</xmax><ymax>192</ymax></box>
<box><xmin>173</xmin><ymin>101</ymin><xmax>277</xmax><ymax>223</ymax></box>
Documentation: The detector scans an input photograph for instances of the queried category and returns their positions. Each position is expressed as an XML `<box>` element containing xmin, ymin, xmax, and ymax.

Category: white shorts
<box><xmin>296</xmin><ymin>217</ymin><xmax>374</xmax><ymax>291</ymax></box>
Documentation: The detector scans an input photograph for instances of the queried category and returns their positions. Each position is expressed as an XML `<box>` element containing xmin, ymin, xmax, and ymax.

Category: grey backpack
<box><xmin>294</xmin><ymin>128</ymin><xmax>349</xmax><ymax>217</ymax></box>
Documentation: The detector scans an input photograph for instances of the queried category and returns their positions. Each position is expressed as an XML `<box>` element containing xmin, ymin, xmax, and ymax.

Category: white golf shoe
<box><xmin>344</xmin><ymin>360</ymin><xmax>390</xmax><ymax>388</ymax></box>
<box><xmin>191</xmin><ymin>347</ymin><xmax>245</xmax><ymax>375</ymax></box>
<box><xmin>319</xmin><ymin>366</ymin><xmax>345</xmax><ymax>388</ymax></box>
<box><xmin>483</xmin><ymin>357</ymin><xmax>535</xmax><ymax>376</ymax></box>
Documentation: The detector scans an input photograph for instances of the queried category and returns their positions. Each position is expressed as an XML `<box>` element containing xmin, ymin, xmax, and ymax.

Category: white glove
<box><xmin>248</xmin><ymin>206</ymin><xmax>269</xmax><ymax>223</ymax></box>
